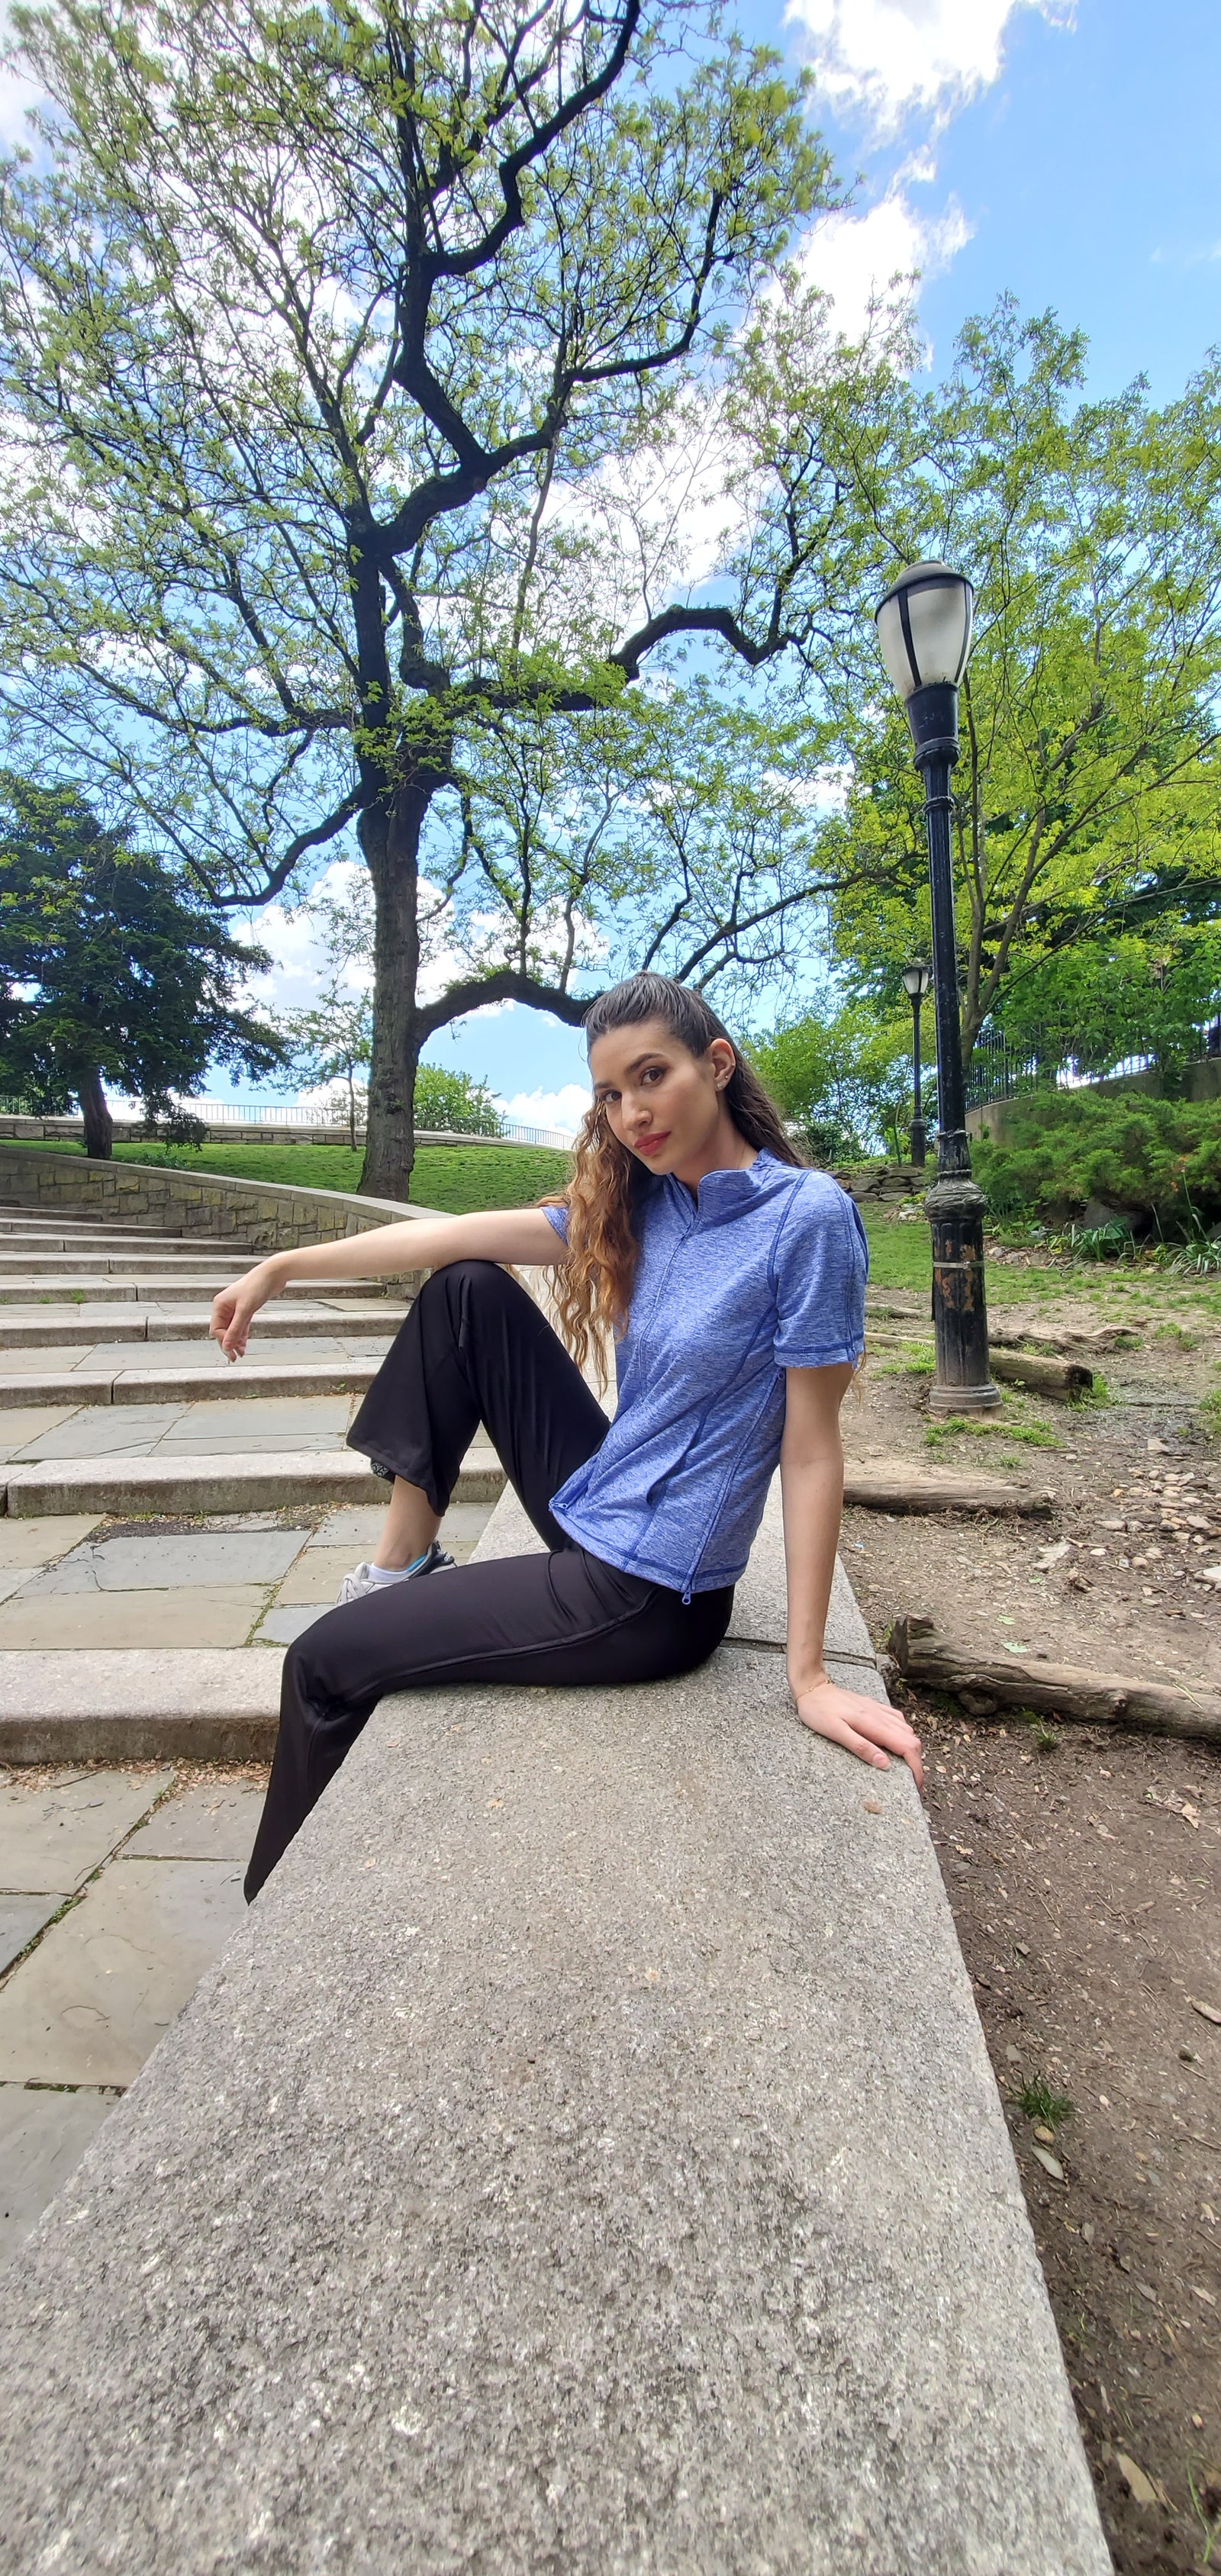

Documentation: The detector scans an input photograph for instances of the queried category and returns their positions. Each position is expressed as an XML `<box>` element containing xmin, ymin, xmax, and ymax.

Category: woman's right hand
<box><xmin>210</xmin><ymin>1257</ymin><xmax>285</xmax><ymax>1361</ymax></box>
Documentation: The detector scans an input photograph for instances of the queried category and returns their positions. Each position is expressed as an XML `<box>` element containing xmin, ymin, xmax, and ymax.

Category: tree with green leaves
<box><xmin>0</xmin><ymin>0</ymin><xmax>894</xmax><ymax>1194</ymax></box>
<box><xmin>750</xmin><ymin>998</ymin><xmax>919</xmax><ymax>1164</ymax></box>
<box><xmin>822</xmin><ymin>304</ymin><xmax>1221</xmax><ymax>1063</ymax></box>
<box><xmin>0</xmin><ymin>776</ymin><xmax>285</xmax><ymax>1155</ymax></box>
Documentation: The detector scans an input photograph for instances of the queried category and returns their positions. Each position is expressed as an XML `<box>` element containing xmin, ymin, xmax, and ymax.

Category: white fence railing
<box><xmin>192</xmin><ymin>1103</ymin><xmax>576</xmax><ymax>1151</ymax></box>
<box><xmin>1</xmin><ymin>1100</ymin><xmax>578</xmax><ymax>1154</ymax></box>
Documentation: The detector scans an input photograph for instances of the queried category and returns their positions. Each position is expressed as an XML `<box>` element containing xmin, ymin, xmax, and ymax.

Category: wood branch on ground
<box><xmin>987</xmin><ymin>1350</ymin><xmax>1094</xmax><ymax>1400</ymax></box>
<box><xmin>889</xmin><ymin>1612</ymin><xmax>1221</xmax><ymax>1742</ymax></box>
<box><xmin>865</xmin><ymin>1328</ymin><xmax>1092</xmax><ymax>1399</ymax></box>
<box><xmin>843</xmin><ymin>1467</ymin><xmax>1053</xmax><ymax>1515</ymax></box>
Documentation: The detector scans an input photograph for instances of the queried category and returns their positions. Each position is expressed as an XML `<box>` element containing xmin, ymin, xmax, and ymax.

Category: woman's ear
<box><xmin>708</xmin><ymin>1038</ymin><xmax>736</xmax><ymax>1092</ymax></box>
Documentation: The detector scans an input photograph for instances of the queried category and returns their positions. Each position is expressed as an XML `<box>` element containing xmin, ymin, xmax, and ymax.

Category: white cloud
<box><xmin>800</xmin><ymin>180</ymin><xmax>971</xmax><ymax>335</ymax></box>
<box><xmin>495</xmin><ymin>1084</ymin><xmax>591</xmax><ymax>1137</ymax></box>
<box><xmin>786</xmin><ymin>0</ymin><xmax>1074</xmax><ymax>136</ymax></box>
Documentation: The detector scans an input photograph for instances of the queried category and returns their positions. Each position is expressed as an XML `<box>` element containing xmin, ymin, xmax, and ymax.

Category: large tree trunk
<box><xmin>359</xmin><ymin>781</ymin><xmax>428</xmax><ymax>1201</ymax></box>
<box><xmin>76</xmin><ymin>1064</ymin><xmax>113</xmax><ymax>1161</ymax></box>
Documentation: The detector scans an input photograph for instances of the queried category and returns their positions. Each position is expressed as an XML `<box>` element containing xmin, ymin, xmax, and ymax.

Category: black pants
<box><xmin>245</xmin><ymin>1261</ymin><xmax>733</xmax><ymax>1898</ymax></box>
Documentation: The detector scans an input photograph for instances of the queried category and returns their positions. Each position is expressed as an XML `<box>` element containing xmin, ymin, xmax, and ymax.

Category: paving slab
<box><xmin>5</xmin><ymin>1403</ymin><xmax>186</xmax><ymax>1460</ymax></box>
<box><xmin>124</xmin><ymin>1782</ymin><xmax>266</xmax><ymax>1862</ymax></box>
<box><xmin>274</xmin><ymin>1544</ymin><xmax>373</xmax><ymax>1604</ymax></box>
<box><xmin>0</xmin><ymin>1855</ymin><xmax>247</xmax><ymax>2086</ymax></box>
<box><xmin>0</xmin><ymin>1345</ymin><xmax>110</xmax><ymax>1374</ymax></box>
<box><xmin>0</xmin><ymin>1585</ymin><xmax>273</xmax><ymax>1651</ymax></box>
<box><xmin>168</xmin><ymin>1394</ymin><xmax>354</xmax><ymax>1439</ymax></box>
<box><xmin>0</xmin><ymin>1408</ymin><xmax>77</xmax><ymax>1459</ymax></box>
<box><xmin>21</xmin><ymin>1530</ymin><xmax>311</xmax><ymax>1594</ymax></box>
<box><xmin>0</xmin><ymin>1895</ymin><xmax>60</xmax><ymax>1973</ymax></box>
<box><xmin>252</xmin><ymin>1603</ymin><xmax>326</xmax><ymax>1644</ymax></box>
<box><xmin>0</xmin><ymin>2084</ymin><xmax>120</xmax><ymax>2272</ymax></box>
<box><xmin>0</xmin><ymin>1769</ymin><xmax>172</xmax><ymax>1893</ymax></box>
<box><xmin>0</xmin><ymin>1651</ymin><xmax>282</xmax><ymax>1763</ymax></box>
<box><xmin>0</xmin><ymin>1515</ymin><xmax>105</xmax><ymax>1566</ymax></box>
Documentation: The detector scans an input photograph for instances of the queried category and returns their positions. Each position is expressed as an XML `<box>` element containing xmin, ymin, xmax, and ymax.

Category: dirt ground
<box><xmin>849</xmin><ymin>1235</ymin><xmax>1221</xmax><ymax>2573</ymax></box>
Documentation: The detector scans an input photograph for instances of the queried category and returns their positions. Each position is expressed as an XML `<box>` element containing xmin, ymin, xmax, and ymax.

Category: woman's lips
<box><xmin>634</xmin><ymin>1132</ymin><xmax>670</xmax><ymax>1157</ymax></box>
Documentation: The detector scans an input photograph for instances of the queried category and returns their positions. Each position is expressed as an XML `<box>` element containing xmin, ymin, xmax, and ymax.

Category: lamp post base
<box><xmin>909</xmin><ymin>1116</ymin><xmax>927</xmax><ymax>1168</ymax></box>
<box><xmin>925</xmin><ymin>1171</ymin><xmax>1001</xmax><ymax>1413</ymax></box>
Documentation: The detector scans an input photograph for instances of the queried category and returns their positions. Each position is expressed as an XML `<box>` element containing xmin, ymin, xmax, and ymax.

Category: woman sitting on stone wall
<box><xmin>211</xmin><ymin>973</ymin><xmax>923</xmax><ymax>1899</ymax></box>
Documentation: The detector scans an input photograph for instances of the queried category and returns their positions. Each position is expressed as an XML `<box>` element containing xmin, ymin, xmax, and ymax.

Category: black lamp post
<box><xmin>875</xmin><ymin>562</ymin><xmax>1000</xmax><ymax>1415</ymax></box>
<box><xmin>901</xmin><ymin>961</ymin><xmax>932</xmax><ymax>1166</ymax></box>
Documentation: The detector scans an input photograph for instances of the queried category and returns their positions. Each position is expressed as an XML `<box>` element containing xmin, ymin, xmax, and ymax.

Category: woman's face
<box><xmin>587</xmin><ymin>1015</ymin><xmax>736</xmax><ymax>1177</ymax></box>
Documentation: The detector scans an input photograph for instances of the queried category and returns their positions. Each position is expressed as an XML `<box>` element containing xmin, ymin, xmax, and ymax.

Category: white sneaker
<box><xmin>334</xmin><ymin>1542</ymin><xmax>456</xmax><ymax>1606</ymax></box>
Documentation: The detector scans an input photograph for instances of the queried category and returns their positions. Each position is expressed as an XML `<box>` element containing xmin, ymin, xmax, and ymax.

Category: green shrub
<box><xmin>973</xmin><ymin>1089</ymin><xmax>1221</xmax><ymax>1232</ymax></box>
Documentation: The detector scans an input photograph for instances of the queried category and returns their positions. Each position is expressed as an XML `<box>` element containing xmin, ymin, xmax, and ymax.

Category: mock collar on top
<box><xmin>661</xmin><ymin>1146</ymin><xmax>788</xmax><ymax>1215</ymax></box>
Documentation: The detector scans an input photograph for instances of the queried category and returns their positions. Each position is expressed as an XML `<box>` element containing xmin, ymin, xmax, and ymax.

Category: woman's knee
<box><xmin>414</xmin><ymin>1257</ymin><xmax>525</xmax><ymax>1324</ymax></box>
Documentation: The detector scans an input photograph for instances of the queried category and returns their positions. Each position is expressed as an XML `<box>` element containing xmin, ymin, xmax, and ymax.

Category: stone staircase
<box><xmin>0</xmin><ymin>1197</ymin><xmax>505</xmax><ymax>1759</ymax></box>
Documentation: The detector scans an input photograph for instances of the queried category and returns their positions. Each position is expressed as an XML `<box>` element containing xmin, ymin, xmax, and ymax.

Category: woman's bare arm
<box><xmin>210</xmin><ymin>1206</ymin><xmax>565</xmax><ymax>1360</ymax></box>
<box><xmin>780</xmin><ymin>1363</ymin><xmax>923</xmax><ymax>1789</ymax></box>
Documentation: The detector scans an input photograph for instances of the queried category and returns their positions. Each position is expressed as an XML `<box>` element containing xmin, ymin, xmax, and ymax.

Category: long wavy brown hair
<box><xmin>542</xmin><ymin>974</ymin><xmax>804</xmax><ymax>1384</ymax></box>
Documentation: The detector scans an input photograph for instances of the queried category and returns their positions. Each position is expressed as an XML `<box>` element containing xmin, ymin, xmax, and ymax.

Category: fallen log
<box><xmin>843</xmin><ymin>1467</ymin><xmax>1052</xmax><ymax>1516</ymax></box>
<box><xmin>889</xmin><ymin>1612</ymin><xmax>1221</xmax><ymax>1744</ymax></box>
<box><xmin>988</xmin><ymin>1350</ymin><xmax>1094</xmax><ymax>1401</ymax></box>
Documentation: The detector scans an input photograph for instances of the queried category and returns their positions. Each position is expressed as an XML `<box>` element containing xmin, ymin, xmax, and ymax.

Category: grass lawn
<box><xmin>0</xmin><ymin>1136</ymin><xmax>572</xmax><ymax>1212</ymax></box>
<box><xmin>858</xmin><ymin>1209</ymin><xmax>932</xmax><ymax>1296</ymax></box>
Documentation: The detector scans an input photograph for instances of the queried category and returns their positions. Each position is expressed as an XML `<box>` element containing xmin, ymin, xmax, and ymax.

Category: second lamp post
<box><xmin>901</xmin><ymin>960</ymin><xmax>931</xmax><ymax>1167</ymax></box>
<box><xmin>875</xmin><ymin>561</ymin><xmax>1000</xmax><ymax>1415</ymax></box>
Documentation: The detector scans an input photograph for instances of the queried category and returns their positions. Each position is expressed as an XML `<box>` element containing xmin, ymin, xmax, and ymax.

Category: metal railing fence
<box><xmin>966</xmin><ymin>1022</ymin><xmax>1221</xmax><ymax>1109</ymax></box>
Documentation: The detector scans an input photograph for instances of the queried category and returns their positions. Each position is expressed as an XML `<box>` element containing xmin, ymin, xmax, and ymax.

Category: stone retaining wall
<box><xmin>0</xmin><ymin>1142</ymin><xmax>432</xmax><ymax>1256</ymax></box>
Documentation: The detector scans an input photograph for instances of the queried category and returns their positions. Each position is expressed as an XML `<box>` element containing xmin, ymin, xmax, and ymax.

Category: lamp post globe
<box><xmin>900</xmin><ymin>960</ymin><xmax>932</xmax><ymax>1167</ymax></box>
<box><xmin>875</xmin><ymin>564</ymin><xmax>1000</xmax><ymax>1413</ymax></box>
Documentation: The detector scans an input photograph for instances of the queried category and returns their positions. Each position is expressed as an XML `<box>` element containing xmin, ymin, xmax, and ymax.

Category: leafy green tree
<box><xmin>0</xmin><ymin>776</ymin><xmax>285</xmax><ymax>1156</ymax></box>
<box><xmin>0</xmin><ymin>0</ymin><xmax>891</xmax><ymax>1194</ymax></box>
<box><xmin>985</xmin><ymin>922</ymin><xmax>1221</xmax><ymax>1087</ymax></box>
<box><xmin>820</xmin><ymin>304</ymin><xmax>1221</xmax><ymax>1058</ymax></box>
<box><xmin>751</xmin><ymin>999</ymin><xmax>919</xmax><ymax>1163</ymax></box>
<box><xmin>414</xmin><ymin>1066</ymin><xmax>501</xmax><ymax>1135</ymax></box>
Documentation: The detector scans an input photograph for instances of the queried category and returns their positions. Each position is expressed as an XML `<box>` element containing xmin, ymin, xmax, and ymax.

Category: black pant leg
<box><xmin>245</xmin><ymin>1549</ymin><xmax>733</xmax><ymax>1901</ymax></box>
<box><xmin>347</xmin><ymin>1259</ymin><xmax>609</xmax><ymax>1546</ymax></box>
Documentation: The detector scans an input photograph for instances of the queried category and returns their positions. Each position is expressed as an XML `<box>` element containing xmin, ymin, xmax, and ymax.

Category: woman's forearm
<box><xmin>251</xmin><ymin>1206</ymin><xmax>565</xmax><ymax>1290</ymax></box>
<box><xmin>211</xmin><ymin>1206</ymin><xmax>566</xmax><ymax>1358</ymax></box>
<box><xmin>779</xmin><ymin>1443</ymin><xmax>844</xmax><ymax>1697</ymax></box>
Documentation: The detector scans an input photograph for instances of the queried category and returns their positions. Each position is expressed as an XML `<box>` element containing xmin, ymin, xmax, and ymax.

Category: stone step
<box><xmin>0</xmin><ymin>1209</ymin><xmax>237</xmax><ymax>1233</ymax></box>
<box><xmin>0</xmin><ymin>1648</ymin><xmax>282</xmax><ymax>1763</ymax></box>
<box><xmin>0</xmin><ymin>1274</ymin><xmax>404</xmax><ymax>1306</ymax></box>
<box><xmin>0</xmin><ymin>1358</ymin><xmax>382</xmax><ymax>1409</ymax></box>
<box><xmin>0</xmin><ymin>1251</ymin><xmax>271</xmax><ymax>1277</ymax></box>
<box><xmin>0</xmin><ymin>1302</ymin><xmax>408</xmax><ymax>1349</ymax></box>
<box><xmin>0</xmin><ymin>1229</ymin><xmax>240</xmax><ymax>1254</ymax></box>
<box><xmin>2</xmin><ymin>1447</ymin><xmax>504</xmax><ymax>1518</ymax></box>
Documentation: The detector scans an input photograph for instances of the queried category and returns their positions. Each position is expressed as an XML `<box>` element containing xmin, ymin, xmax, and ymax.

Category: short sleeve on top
<box><xmin>543</xmin><ymin>1200</ymin><xmax>570</xmax><ymax>1244</ymax></box>
<box><xmin>772</xmin><ymin>1175</ymin><xmax>868</xmax><ymax>1368</ymax></box>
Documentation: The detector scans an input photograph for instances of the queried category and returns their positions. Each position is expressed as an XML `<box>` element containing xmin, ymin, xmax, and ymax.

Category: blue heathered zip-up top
<box><xmin>543</xmin><ymin>1148</ymin><xmax>868</xmax><ymax>1599</ymax></box>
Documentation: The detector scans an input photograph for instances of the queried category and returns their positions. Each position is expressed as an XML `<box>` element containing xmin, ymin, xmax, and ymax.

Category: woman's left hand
<box><xmin>792</xmin><ymin>1678</ymin><xmax>924</xmax><ymax>1792</ymax></box>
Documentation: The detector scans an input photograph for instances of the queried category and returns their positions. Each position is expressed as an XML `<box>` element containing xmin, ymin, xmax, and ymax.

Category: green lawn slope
<box><xmin>0</xmin><ymin>1136</ymin><xmax>572</xmax><ymax>1212</ymax></box>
